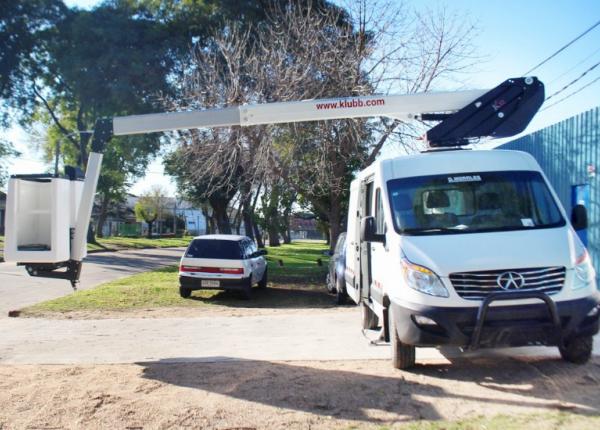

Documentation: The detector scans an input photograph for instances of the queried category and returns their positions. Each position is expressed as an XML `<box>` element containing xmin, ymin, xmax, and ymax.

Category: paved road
<box><xmin>0</xmin><ymin>247</ymin><xmax>185</xmax><ymax>316</ymax></box>
<box><xmin>0</xmin><ymin>309</ymin><xmax>598</xmax><ymax>365</ymax></box>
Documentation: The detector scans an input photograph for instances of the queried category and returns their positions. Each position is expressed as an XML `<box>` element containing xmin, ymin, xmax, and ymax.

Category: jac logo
<box><xmin>496</xmin><ymin>272</ymin><xmax>526</xmax><ymax>290</ymax></box>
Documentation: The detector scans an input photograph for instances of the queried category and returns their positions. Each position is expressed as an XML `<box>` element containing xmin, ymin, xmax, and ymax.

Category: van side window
<box><xmin>375</xmin><ymin>188</ymin><xmax>385</xmax><ymax>234</ymax></box>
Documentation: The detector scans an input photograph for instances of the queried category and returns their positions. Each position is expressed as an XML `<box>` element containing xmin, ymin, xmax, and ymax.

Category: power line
<box><xmin>545</xmin><ymin>59</ymin><xmax>600</xmax><ymax>101</ymax></box>
<box><xmin>548</xmin><ymin>45</ymin><xmax>600</xmax><ymax>85</ymax></box>
<box><xmin>524</xmin><ymin>18</ymin><xmax>600</xmax><ymax>75</ymax></box>
<box><xmin>541</xmin><ymin>75</ymin><xmax>600</xmax><ymax>112</ymax></box>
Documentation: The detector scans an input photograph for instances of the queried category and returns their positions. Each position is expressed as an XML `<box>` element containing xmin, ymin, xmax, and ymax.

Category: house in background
<box><xmin>290</xmin><ymin>212</ymin><xmax>325</xmax><ymax>240</ymax></box>
<box><xmin>91</xmin><ymin>194</ymin><xmax>207</xmax><ymax>237</ymax></box>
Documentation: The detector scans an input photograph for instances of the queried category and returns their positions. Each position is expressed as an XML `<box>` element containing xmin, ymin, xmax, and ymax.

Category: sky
<box><xmin>3</xmin><ymin>0</ymin><xmax>600</xmax><ymax>195</ymax></box>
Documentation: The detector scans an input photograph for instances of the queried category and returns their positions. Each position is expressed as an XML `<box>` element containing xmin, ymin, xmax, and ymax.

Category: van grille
<box><xmin>449</xmin><ymin>267</ymin><xmax>565</xmax><ymax>300</ymax></box>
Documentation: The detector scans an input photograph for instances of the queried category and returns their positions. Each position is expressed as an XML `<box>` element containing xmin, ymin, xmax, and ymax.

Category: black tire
<box><xmin>361</xmin><ymin>302</ymin><xmax>379</xmax><ymax>330</ymax></box>
<box><xmin>179</xmin><ymin>286</ymin><xmax>192</xmax><ymax>299</ymax></box>
<box><xmin>389</xmin><ymin>307</ymin><xmax>416</xmax><ymax>369</ymax></box>
<box><xmin>335</xmin><ymin>276</ymin><xmax>347</xmax><ymax>305</ymax></box>
<box><xmin>258</xmin><ymin>268</ymin><xmax>268</xmax><ymax>289</ymax></box>
<box><xmin>325</xmin><ymin>273</ymin><xmax>334</xmax><ymax>294</ymax></box>
<box><xmin>242</xmin><ymin>276</ymin><xmax>253</xmax><ymax>300</ymax></box>
<box><xmin>559</xmin><ymin>335</ymin><xmax>593</xmax><ymax>364</ymax></box>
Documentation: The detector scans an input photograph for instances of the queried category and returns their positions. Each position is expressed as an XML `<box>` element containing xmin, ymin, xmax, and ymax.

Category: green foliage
<box><xmin>0</xmin><ymin>138</ymin><xmax>20</xmax><ymax>187</ymax></box>
<box><xmin>0</xmin><ymin>0</ymin><xmax>66</xmax><ymax>125</ymax></box>
<box><xmin>87</xmin><ymin>235</ymin><xmax>194</xmax><ymax>252</ymax></box>
<box><xmin>134</xmin><ymin>186</ymin><xmax>168</xmax><ymax>224</ymax></box>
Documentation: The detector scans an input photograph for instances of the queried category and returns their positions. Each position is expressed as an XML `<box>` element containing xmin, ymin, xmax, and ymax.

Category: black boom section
<box><xmin>426</xmin><ymin>77</ymin><xmax>545</xmax><ymax>147</ymax></box>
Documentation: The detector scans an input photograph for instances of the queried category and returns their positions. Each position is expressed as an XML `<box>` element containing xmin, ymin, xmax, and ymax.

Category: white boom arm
<box><xmin>112</xmin><ymin>90</ymin><xmax>486</xmax><ymax>135</ymax></box>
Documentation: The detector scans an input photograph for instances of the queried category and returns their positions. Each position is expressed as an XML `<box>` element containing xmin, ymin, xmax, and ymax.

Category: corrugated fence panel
<box><xmin>498</xmin><ymin>106</ymin><xmax>600</xmax><ymax>277</ymax></box>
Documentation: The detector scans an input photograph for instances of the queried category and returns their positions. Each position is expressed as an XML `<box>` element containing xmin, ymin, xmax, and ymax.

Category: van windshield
<box><xmin>387</xmin><ymin>170</ymin><xmax>565</xmax><ymax>236</ymax></box>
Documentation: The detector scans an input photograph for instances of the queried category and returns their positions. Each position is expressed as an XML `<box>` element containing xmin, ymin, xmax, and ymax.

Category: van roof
<box><xmin>359</xmin><ymin>149</ymin><xmax>540</xmax><ymax>181</ymax></box>
<box><xmin>192</xmin><ymin>234</ymin><xmax>248</xmax><ymax>241</ymax></box>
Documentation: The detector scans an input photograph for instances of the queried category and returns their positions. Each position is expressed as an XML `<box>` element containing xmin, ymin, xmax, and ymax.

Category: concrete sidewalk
<box><xmin>0</xmin><ymin>247</ymin><xmax>184</xmax><ymax>316</ymax></box>
<box><xmin>1</xmin><ymin>309</ymin><xmax>597</xmax><ymax>365</ymax></box>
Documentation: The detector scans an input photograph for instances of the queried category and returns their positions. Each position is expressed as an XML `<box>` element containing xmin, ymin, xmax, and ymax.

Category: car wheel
<box><xmin>559</xmin><ymin>335</ymin><xmax>593</xmax><ymax>364</ymax></box>
<box><xmin>258</xmin><ymin>268</ymin><xmax>268</xmax><ymax>289</ymax></box>
<box><xmin>179</xmin><ymin>286</ymin><xmax>192</xmax><ymax>299</ymax></box>
<box><xmin>242</xmin><ymin>275</ymin><xmax>253</xmax><ymax>300</ymax></box>
<box><xmin>335</xmin><ymin>276</ymin><xmax>347</xmax><ymax>305</ymax></box>
<box><xmin>389</xmin><ymin>307</ymin><xmax>416</xmax><ymax>369</ymax></box>
<box><xmin>361</xmin><ymin>301</ymin><xmax>379</xmax><ymax>330</ymax></box>
<box><xmin>325</xmin><ymin>273</ymin><xmax>334</xmax><ymax>293</ymax></box>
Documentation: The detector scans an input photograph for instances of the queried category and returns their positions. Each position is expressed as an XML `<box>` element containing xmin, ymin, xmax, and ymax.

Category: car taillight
<box><xmin>179</xmin><ymin>266</ymin><xmax>243</xmax><ymax>274</ymax></box>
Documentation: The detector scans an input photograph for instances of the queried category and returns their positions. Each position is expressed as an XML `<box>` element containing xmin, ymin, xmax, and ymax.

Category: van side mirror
<box><xmin>360</xmin><ymin>216</ymin><xmax>385</xmax><ymax>243</ymax></box>
<box><xmin>258</xmin><ymin>249</ymin><xmax>268</xmax><ymax>256</ymax></box>
<box><xmin>571</xmin><ymin>204</ymin><xmax>588</xmax><ymax>230</ymax></box>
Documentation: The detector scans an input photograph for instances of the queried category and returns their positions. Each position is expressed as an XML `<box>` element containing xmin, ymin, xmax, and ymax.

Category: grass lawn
<box><xmin>87</xmin><ymin>236</ymin><xmax>194</xmax><ymax>252</ymax></box>
<box><xmin>0</xmin><ymin>235</ymin><xmax>191</xmax><ymax>260</ymax></box>
<box><xmin>21</xmin><ymin>241</ymin><xmax>332</xmax><ymax>315</ymax></box>
<box><xmin>395</xmin><ymin>411</ymin><xmax>600</xmax><ymax>430</ymax></box>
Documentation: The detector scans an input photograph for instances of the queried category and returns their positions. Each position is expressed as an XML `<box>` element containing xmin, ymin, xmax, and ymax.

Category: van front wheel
<box><xmin>559</xmin><ymin>335</ymin><xmax>593</xmax><ymax>364</ymax></box>
<box><xmin>390</xmin><ymin>307</ymin><xmax>416</xmax><ymax>369</ymax></box>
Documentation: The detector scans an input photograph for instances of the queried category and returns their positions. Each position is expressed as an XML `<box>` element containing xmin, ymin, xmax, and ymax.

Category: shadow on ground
<box><xmin>187</xmin><ymin>283</ymin><xmax>348</xmax><ymax>310</ymax></box>
<box><xmin>138</xmin><ymin>356</ymin><xmax>600</xmax><ymax>424</ymax></box>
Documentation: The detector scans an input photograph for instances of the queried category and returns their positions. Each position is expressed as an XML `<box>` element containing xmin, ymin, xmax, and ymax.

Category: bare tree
<box><xmin>164</xmin><ymin>1</ymin><xmax>479</xmax><ymax>249</ymax></box>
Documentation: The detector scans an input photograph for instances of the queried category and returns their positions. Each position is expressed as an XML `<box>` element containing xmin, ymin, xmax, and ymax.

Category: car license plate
<box><xmin>201</xmin><ymin>280</ymin><xmax>220</xmax><ymax>288</ymax></box>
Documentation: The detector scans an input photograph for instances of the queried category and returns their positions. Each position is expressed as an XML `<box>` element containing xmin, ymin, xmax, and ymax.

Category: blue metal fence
<box><xmin>498</xmin><ymin>107</ymin><xmax>600</xmax><ymax>274</ymax></box>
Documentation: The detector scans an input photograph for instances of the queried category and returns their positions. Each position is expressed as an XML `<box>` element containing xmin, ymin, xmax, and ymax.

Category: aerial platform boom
<box><xmin>4</xmin><ymin>77</ymin><xmax>544</xmax><ymax>287</ymax></box>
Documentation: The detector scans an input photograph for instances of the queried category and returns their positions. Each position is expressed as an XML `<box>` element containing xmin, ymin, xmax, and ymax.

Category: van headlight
<box><xmin>573</xmin><ymin>249</ymin><xmax>595</xmax><ymax>290</ymax></box>
<box><xmin>401</xmin><ymin>258</ymin><xmax>449</xmax><ymax>297</ymax></box>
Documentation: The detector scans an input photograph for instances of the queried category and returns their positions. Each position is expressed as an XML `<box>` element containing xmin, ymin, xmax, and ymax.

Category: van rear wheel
<box><xmin>559</xmin><ymin>335</ymin><xmax>593</xmax><ymax>364</ymax></box>
<box><xmin>361</xmin><ymin>302</ymin><xmax>379</xmax><ymax>330</ymax></box>
<box><xmin>390</xmin><ymin>307</ymin><xmax>416</xmax><ymax>369</ymax></box>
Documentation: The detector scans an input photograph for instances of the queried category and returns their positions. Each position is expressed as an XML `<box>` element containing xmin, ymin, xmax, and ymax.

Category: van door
<box><xmin>369</xmin><ymin>187</ymin><xmax>386</xmax><ymax>306</ymax></box>
<box><xmin>359</xmin><ymin>179</ymin><xmax>374</xmax><ymax>302</ymax></box>
<box><xmin>345</xmin><ymin>180</ymin><xmax>361</xmax><ymax>303</ymax></box>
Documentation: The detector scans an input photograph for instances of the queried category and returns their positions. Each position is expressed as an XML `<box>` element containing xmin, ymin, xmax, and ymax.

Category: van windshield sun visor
<box><xmin>425</xmin><ymin>77</ymin><xmax>544</xmax><ymax>147</ymax></box>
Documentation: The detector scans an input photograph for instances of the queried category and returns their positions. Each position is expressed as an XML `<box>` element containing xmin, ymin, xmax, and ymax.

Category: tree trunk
<box><xmin>241</xmin><ymin>182</ymin><xmax>255</xmax><ymax>241</ymax></box>
<box><xmin>253</xmin><ymin>221</ymin><xmax>264</xmax><ymax>248</ymax></box>
<box><xmin>146</xmin><ymin>221</ymin><xmax>154</xmax><ymax>238</ymax></box>
<box><xmin>87</xmin><ymin>224</ymin><xmax>96</xmax><ymax>244</ymax></box>
<box><xmin>328</xmin><ymin>191</ymin><xmax>342</xmax><ymax>252</ymax></box>
<box><xmin>282</xmin><ymin>207</ymin><xmax>292</xmax><ymax>244</ymax></box>
<box><xmin>96</xmin><ymin>195</ymin><xmax>111</xmax><ymax>238</ymax></box>
<box><xmin>211</xmin><ymin>202</ymin><xmax>231</xmax><ymax>234</ymax></box>
<box><xmin>267</xmin><ymin>223</ymin><xmax>280</xmax><ymax>247</ymax></box>
<box><xmin>264</xmin><ymin>185</ymin><xmax>280</xmax><ymax>247</ymax></box>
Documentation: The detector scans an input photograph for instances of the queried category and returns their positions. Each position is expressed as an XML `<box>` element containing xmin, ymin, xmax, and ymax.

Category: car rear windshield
<box><xmin>185</xmin><ymin>239</ymin><xmax>243</xmax><ymax>259</ymax></box>
<box><xmin>388</xmin><ymin>170</ymin><xmax>565</xmax><ymax>236</ymax></box>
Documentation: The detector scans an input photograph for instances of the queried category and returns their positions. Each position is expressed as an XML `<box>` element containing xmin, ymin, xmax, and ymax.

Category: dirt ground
<box><xmin>1</xmin><ymin>357</ymin><xmax>599</xmax><ymax>429</ymax></box>
<box><xmin>17</xmin><ymin>304</ymin><xmax>352</xmax><ymax>319</ymax></box>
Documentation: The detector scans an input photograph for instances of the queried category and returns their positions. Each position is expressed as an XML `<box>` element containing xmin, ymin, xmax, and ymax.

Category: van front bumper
<box><xmin>391</xmin><ymin>293</ymin><xmax>600</xmax><ymax>348</ymax></box>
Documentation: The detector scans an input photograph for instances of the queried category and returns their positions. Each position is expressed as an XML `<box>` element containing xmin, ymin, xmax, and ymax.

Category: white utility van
<box><xmin>345</xmin><ymin>149</ymin><xmax>600</xmax><ymax>368</ymax></box>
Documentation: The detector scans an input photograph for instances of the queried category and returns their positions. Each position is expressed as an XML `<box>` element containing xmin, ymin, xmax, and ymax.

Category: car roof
<box><xmin>192</xmin><ymin>234</ymin><xmax>249</xmax><ymax>242</ymax></box>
